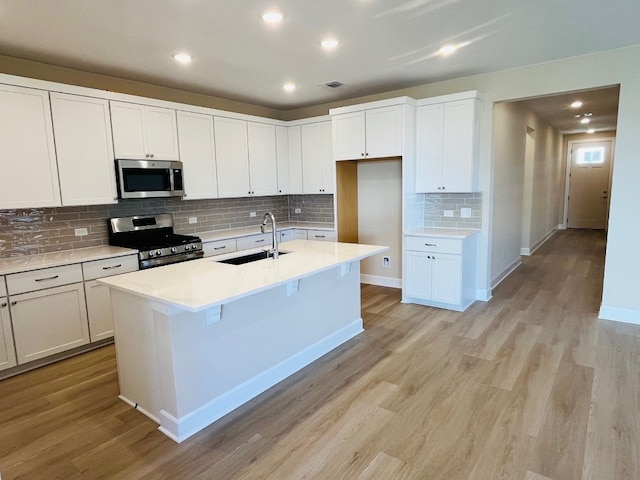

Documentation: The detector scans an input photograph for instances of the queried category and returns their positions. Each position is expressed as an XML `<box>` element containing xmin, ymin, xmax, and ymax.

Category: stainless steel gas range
<box><xmin>108</xmin><ymin>214</ymin><xmax>203</xmax><ymax>269</ymax></box>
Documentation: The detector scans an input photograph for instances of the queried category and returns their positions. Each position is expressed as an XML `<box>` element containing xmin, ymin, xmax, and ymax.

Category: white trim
<box><xmin>521</xmin><ymin>227</ymin><xmax>558</xmax><ymax>256</ymax></box>
<box><xmin>329</xmin><ymin>96</ymin><xmax>416</xmax><ymax>115</ymax></box>
<box><xmin>118</xmin><ymin>395</ymin><xmax>161</xmax><ymax>424</ymax></box>
<box><xmin>415</xmin><ymin>90</ymin><xmax>483</xmax><ymax>106</ymax></box>
<box><xmin>491</xmin><ymin>258</ymin><xmax>522</xmax><ymax>289</ymax></box>
<box><xmin>360</xmin><ymin>274</ymin><xmax>402</xmax><ymax>289</ymax></box>
<box><xmin>598</xmin><ymin>305</ymin><xmax>640</xmax><ymax>325</ymax></box>
<box><xmin>156</xmin><ymin>319</ymin><xmax>364</xmax><ymax>443</ymax></box>
<box><xmin>476</xmin><ymin>289</ymin><xmax>493</xmax><ymax>302</ymax></box>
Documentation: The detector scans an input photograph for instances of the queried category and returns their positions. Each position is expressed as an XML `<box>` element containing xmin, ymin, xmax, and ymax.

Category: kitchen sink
<box><xmin>216</xmin><ymin>250</ymin><xmax>289</xmax><ymax>265</ymax></box>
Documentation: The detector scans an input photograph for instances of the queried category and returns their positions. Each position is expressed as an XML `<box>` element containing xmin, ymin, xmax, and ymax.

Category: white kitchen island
<box><xmin>99</xmin><ymin>239</ymin><xmax>387</xmax><ymax>443</ymax></box>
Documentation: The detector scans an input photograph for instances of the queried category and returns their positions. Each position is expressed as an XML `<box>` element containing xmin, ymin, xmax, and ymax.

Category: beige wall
<box><xmin>357</xmin><ymin>159</ymin><xmax>402</xmax><ymax>283</ymax></box>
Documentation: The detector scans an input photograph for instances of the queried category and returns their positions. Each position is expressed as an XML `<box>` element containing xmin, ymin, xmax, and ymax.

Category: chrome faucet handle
<box><xmin>260</xmin><ymin>224</ymin><xmax>266</xmax><ymax>233</ymax></box>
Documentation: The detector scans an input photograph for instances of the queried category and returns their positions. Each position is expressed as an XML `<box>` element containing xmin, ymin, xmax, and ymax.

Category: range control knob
<box><xmin>148</xmin><ymin>251</ymin><xmax>155</xmax><ymax>257</ymax></box>
<box><xmin>156</xmin><ymin>250</ymin><xmax>162</xmax><ymax>256</ymax></box>
<box><xmin>185</xmin><ymin>245</ymin><xmax>191</xmax><ymax>251</ymax></box>
<box><xmin>191</xmin><ymin>244</ymin><xmax>198</xmax><ymax>250</ymax></box>
<box><xmin>171</xmin><ymin>247</ymin><xmax>178</xmax><ymax>253</ymax></box>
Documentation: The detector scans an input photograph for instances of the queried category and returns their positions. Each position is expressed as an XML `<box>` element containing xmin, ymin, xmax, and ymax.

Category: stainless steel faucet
<box><xmin>260</xmin><ymin>212</ymin><xmax>279</xmax><ymax>259</ymax></box>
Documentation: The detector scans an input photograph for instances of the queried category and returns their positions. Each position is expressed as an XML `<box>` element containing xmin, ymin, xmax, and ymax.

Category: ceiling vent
<box><xmin>320</xmin><ymin>81</ymin><xmax>345</xmax><ymax>89</ymax></box>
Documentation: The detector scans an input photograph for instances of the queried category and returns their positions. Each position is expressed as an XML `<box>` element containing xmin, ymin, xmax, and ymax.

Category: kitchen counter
<box><xmin>196</xmin><ymin>222</ymin><xmax>334</xmax><ymax>243</ymax></box>
<box><xmin>101</xmin><ymin>239</ymin><xmax>386</xmax><ymax>443</ymax></box>
<box><xmin>0</xmin><ymin>245</ymin><xmax>138</xmax><ymax>276</ymax></box>
<box><xmin>405</xmin><ymin>227</ymin><xmax>480</xmax><ymax>239</ymax></box>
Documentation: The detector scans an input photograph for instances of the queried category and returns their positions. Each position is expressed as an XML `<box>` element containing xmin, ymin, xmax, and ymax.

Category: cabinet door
<box><xmin>275</xmin><ymin>125</ymin><xmax>289</xmax><ymax>194</ymax></box>
<box><xmin>144</xmin><ymin>106</ymin><xmax>179</xmax><ymax>160</ymax></box>
<box><xmin>0</xmin><ymin>298</ymin><xmax>17</xmax><ymax>371</ymax></box>
<box><xmin>301</xmin><ymin>123</ymin><xmax>324</xmax><ymax>194</ymax></box>
<box><xmin>279</xmin><ymin>230</ymin><xmax>294</xmax><ymax>243</ymax></box>
<box><xmin>85</xmin><ymin>280</ymin><xmax>115</xmax><ymax>342</ymax></box>
<box><xmin>415</xmin><ymin>103</ymin><xmax>444</xmax><ymax>193</ymax></box>
<box><xmin>332</xmin><ymin>111</ymin><xmax>365</xmax><ymax>160</ymax></box>
<box><xmin>321</xmin><ymin>121</ymin><xmax>335</xmax><ymax>194</ymax></box>
<box><xmin>214</xmin><ymin>117</ymin><xmax>250</xmax><ymax>197</ymax></box>
<box><xmin>11</xmin><ymin>283</ymin><xmax>89</xmax><ymax>364</ymax></box>
<box><xmin>177</xmin><ymin>111</ymin><xmax>218</xmax><ymax>200</ymax></box>
<box><xmin>442</xmin><ymin>99</ymin><xmax>475</xmax><ymax>192</ymax></box>
<box><xmin>50</xmin><ymin>93</ymin><xmax>118</xmax><ymax>206</ymax></box>
<box><xmin>288</xmin><ymin>125</ymin><xmax>303</xmax><ymax>194</ymax></box>
<box><xmin>247</xmin><ymin>122</ymin><xmax>278</xmax><ymax>196</ymax></box>
<box><xmin>365</xmin><ymin>106</ymin><xmax>403</xmax><ymax>158</ymax></box>
<box><xmin>0</xmin><ymin>85</ymin><xmax>60</xmax><ymax>209</ymax></box>
<box><xmin>307</xmin><ymin>230</ymin><xmax>336</xmax><ymax>242</ymax></box>
<box><xmin>293</xmin><ymin>229</ymin><xmax>308</xmax><ymax>240</ymax></box>
<box><xmin>405</xmin><ymin>251</ymin><xmax>433</xmax><ymax>300</ymax></box>
<box><xmin>110</xmin><ymin>101</ymin><xmax>147</xmax><ymax>159</ymax></box>
<box><xmin>431</xmin><ymin>253</ymin><xmax>462</xmax><ymax>305</ymax></box>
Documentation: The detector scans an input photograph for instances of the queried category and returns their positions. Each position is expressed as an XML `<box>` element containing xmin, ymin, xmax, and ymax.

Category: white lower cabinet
<box><xmin>293</xmin><ymin>229</ymin><xmax>308</xmax><ymax>240</ymax></box>
<box><xmin>279</xmin><ymin>229</ymin><xmax>294</xmax><ymax>243</ymax></box>
<box><xmin>10</xmin><ymin>283</ymin><xmax>89</xmax><ymax>364</ymax></box>
<box><xmin>307</xmin><ymin>229</ymin><xmax>336</xmax><ymax>242</ymax></box>
<box><xmin>0</xmin><ymin>293</ymin><xmax>17</xmax><ymax>372</ymax></box>
<box><xmin>404</xmin><ymin>234</ymin><xmax>477</xmax><ymax>311</ymax></box>
<box><xmin>202</xmin><ymin>238</ymin><xmax>238</xmax><ymax>258</ymax></box>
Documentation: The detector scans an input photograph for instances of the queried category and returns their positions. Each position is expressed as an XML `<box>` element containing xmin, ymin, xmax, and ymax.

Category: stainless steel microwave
<box><xmin>115</xmin><ymin>159</ymin><xmax>185</xmax><ymax>199</ymax></box>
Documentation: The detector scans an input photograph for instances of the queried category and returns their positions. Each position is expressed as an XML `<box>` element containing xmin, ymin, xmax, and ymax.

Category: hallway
<box><xmin>0</xmin><ymin>229</ymin><xmax>638</xmax><ymax>479</ymax></box>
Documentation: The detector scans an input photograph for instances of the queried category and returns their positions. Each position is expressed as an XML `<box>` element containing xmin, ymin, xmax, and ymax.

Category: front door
<box><xmin>567</xmin><ymin>140</ymin><xmax>612</xmax><ymax>229</ymax></box>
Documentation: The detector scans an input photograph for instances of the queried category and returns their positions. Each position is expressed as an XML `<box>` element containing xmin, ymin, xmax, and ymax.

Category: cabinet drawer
<box><xmin>7</xmin><ymin>264</ymin><xmax>83</xmax><ymax>295</ymax></box>
<box><xmin>203</xmin><ymin>238</ymin><xmax>237</xmax><ymax>257</ymax></box>
<box><xmin>82</xmin><ymin>255</ymin><xmax>139</xmax><ymax>281</ymax></box>
<box><xmin>237</xmin><ymin>233</ymin><xmax>271</xmax><ymax>251</ymax></box>
<box><xmin>0</xmin><ymin>276</ymin><xmax>5</xmax><ymax>297</ymax></box>
<box><xmin>405</xmin><ymin>236</ymin><xmax>463</xmax><ymax>255</ymax></box>
<box><xmin>307</xmin><ymin>230</ymin><xmax>336</xmax><ymax>242</ymax></box>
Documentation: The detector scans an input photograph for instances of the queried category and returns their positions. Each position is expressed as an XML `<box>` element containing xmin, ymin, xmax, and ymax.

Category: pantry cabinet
<box><xmin>177</xmin><ymin>111</ymin><xmax>219</xmax><ymax>200</ymax></box>
<box><xmin>110</xmin><ymin>101</ymin><xmax>179</xmax><ymax>161</ymax></box>
<box><xmin>50</xmin><ymin>93</ymin><xmax>118</xmax><ymax>206</ymax></box>
<box><xmin>332</xmin><ymin>105</ymin><xmax>403</xmax><ymax>160</ymax></box>
<box><xmin>415</xmin><ymin>92</ymin><xmax>481</xmax><ymax>193</ymax></box>
<box><xmin>404</xmin><ymin>233</ymin><xmax>477</xmax><ymax>311</ymax></box>
<box><xmin>0</xmin><ymin>84</ymin><xmax>60</xmax><ymax>209</ymax></box>
<box><xmin>301</xmin><ymin>121</ymin><xmax>334</xmax><ymax>194</ymax></box>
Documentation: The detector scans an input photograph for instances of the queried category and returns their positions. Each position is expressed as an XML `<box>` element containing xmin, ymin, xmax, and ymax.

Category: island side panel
<box><xmin>155</xmin><ymin>262</ymin><xmax>363</xmax><ymax>442</ymax></box>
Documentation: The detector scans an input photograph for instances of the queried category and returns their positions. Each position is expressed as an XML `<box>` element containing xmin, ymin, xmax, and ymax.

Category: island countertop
<box><xmin>98</xmin><ymin>240</ymin><xmax>387</xmax><ymax>313</ymax></box>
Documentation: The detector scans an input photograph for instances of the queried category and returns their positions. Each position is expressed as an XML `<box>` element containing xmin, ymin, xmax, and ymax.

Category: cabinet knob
<box><xmin>11</xmin><ymin>301</ymin><xmax>17</xmax><ymax>306</ymax></box>
<box><xmin>442</xmin><ymin>186</ymin><xmax>445</xmax><ymax>190</ymax></box>
<box><xmin>361</xmin><ymin>153</ymin><xmax>365</xmax><ymax>157</ymax></box>
<box><xmin>1</xmin><ymin>302</ymin><xmax>7</xmax><ymax>308</ymax></box>
<box><xmin>145</xmin><ymin>154</ymin><xmax>150</xmax><ymax>158</ymax></box>
<box><xmin>150</xmin><ymin>154</ymin><xmax>155</xmax><ymax>158</ymax></box>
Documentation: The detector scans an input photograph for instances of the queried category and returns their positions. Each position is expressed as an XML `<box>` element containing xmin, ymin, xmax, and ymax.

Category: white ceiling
<box><xmin>0</xmin><ymin>0</ymin><xmax>639</xmax><ymax>111</ymax></box>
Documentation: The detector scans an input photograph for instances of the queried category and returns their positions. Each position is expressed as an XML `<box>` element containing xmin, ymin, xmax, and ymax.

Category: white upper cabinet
<box><xmin>177</xmin><ymin>111</ymin><xmax>219</xmax><ymax>200</ymax></box>
<box><xmin>275</xmin><ymin>125</ymin><xmax>289</xmax><ymax>194</ymax></box>
<box><xmin>415</xmin><ymin>93</ymin><xmax>481</xmax><ymax>193</ymax></box>
<box><xmin>50</xmin><ymin>93</ymin><xmax>118</xmax><ymax>206</ymax></box>
<box><xmin>0</xmin><ymin>84</ymin><xmax>60</xmax><ymax>209</ymax></box>
<box><xmin>332</xmin><ymin>105</ymin><xmax>403</xmax><ymax>160</ymax></box>
<box><xmin>110</xmin><ymin>101</ymin><xmax>179</xmax><ymax>160</ymax></box>
<box><xmin>301</xmin><ymin>121</ymin><xmax>334</xmax><ymax>194</ymax></box>
<box><xmin>214</xmin><ymin>117</ymin><xmax>250</xmax><ymax>197</ymax></box>
<box><xmin>287</xmin><ymin>125</ymin><xmax>303</xmax><ymax>194</ymax></box>
<box><xmin>247</xmin><ymin>122</ymin><xmax>278</xmax><ymax>196</ymax></box>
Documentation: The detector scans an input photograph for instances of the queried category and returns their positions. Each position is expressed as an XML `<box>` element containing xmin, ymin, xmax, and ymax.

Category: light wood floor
<box><xmin>1</xmin><ymin>229</ymin><xmax>639</xmax><ymax>479</ymax></box>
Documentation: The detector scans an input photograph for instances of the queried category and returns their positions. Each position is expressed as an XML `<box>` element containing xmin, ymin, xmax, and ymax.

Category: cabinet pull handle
<box><xmin>1</xmin><ymin>302</ymin><xmax>7</xmax><ymax>307</ymax></box>
<box><xmin>11</xmin><ymin>301</ymin><xmax>17</xmax><ymax>306</ymax></box>
<box><xmin>315</xmin><ymin>235</ymin><xmax>326</xmax><ymax>238</ymax></box>
<box><xmin>425</xmin><ymin>243</ymin><xmax>437</xmax><ymax>247</ymax></box>
<box><xmin>90</xmin><ymin>284</ymin><xmax>103</xmax><ymax>289</ymax></box>
<box><xmin>213</xmin><ymin>246</ymin><xmax>227</xmax><ymax>250</ymax></box>
<box><xmin>255</xmin><ymin>239</ymin><xmax>265</xmax><ymax>243</ymax></box>
<box><xmin>35</xmin><ymin>275</ymin><xmax>59</xmax><ymax>282</ymax></box>
<box><xmin>102</xmin><ymin>264</ymin><xmax>122</xmax><ymax>270</ymax></box>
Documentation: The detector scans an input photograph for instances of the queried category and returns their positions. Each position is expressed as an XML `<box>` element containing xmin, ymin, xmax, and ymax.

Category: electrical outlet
<box><xmin>443</xmin><ymin>210</ymin><xmax>454</xmax><ymax>217</ymax></box>
<box><xmin>188</xmin><ymin>217</ymin><xmax>197</xmax><ymax>224</ymax></box>
<box><xmin>74</xmin><ymin>228</ymin><xmax>88</xmax><ymax>237</ymax></box>
<box><xmin>250</xmin><ymin>212</ymin><xmax>256</xmax><ymax>217</ymax></box>
<box><xmin>460</xmin><ymin>207</ymin><xmax>472</xmax><ymax>218</ymax></box>
<box><xmin>382</xmin><ymin>256</ymin><xmax>391</xmax><ymax>268</ymax></box>
<box><xmin>294</xmin><ymin>208</ymin><xmax>302</xmax><ymax>214</ymax></box>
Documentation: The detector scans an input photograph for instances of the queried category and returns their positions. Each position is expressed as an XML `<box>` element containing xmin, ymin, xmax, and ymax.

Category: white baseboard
<box><xmin>157</xmin><ymin>319</ymin><xmax>364</xmax><ymax>443</ymax></box>
<box><xmin>599</xmin><ymin>305</ymin><xmax>640</xmax><ymax>325</ymax></box>
<box><xmin>491</xmin><ymin>258</ymin><xmax>522</xmax><ymax>289</ymax></box>
<box><xmin>557</xmin><ymin>223</ymin><xmax>566</xmax><ymax>230</ymax></box>
<box><xmin>521</xmin><ymin>227</ymin><xmax>558</xmax><ymax>257</ymax></box>
<box><xmin>360</xmin><ymin>274</ymin><xmax>401</xmax><ymax>289</ymax></box>
<box><xmin>476</xmin><ymin>289</ymin><xmax>492</xmax><ymax>302</ymax></box>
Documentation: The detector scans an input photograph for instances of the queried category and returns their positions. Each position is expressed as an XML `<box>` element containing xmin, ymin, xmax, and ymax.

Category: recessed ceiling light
<box><xmin>261</xmin><ymin>10</ymin><xmax>285</xmax><ymax>23</ymax></box>
<box><xmin>173</xmin><ymin>53</ymin><xmax>192</xmax><ymax>64</ymax></box>
<box><xmin>438</xmin><ymin>44</ymin><xmax>458</xmax><ymax>56</ymax></box>
<box><xmin>580</xmin><ymin>118</ymin><xmax>590</xmax><ymax>124</ymax></box>
<box><xmin>283</xmin><ymin>83</ymin><xmax>296</xmax><ymax>92</ymax></box>
<box><xmin>321</xmin><ymin>39</ymin><xmax>340</xmax><ymax>50</ymax></box>
<box><xmin>584</xmin><ymin>112</ymin><xmax>593</xmax><ymax>117</ymax></box>
<box><xmin>574</xmin><ymin>114</ymin><xmax>581</xmax><ymax>118</ymax></box>
<box><xmin>587</xmin><ymin>128</ymin><xmax>595</xmax><ymax>134</ymax></box>
<box><xmin>571</xmin><ymin>101</ymin><xmax>583</xmax><ymax>108</ymax></box>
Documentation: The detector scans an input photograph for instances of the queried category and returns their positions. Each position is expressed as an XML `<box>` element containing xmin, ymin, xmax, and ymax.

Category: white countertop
<box><xmin>0</xmin><ymin>246</ymin><xmax>138</xmax><ymax>276</ymax></box>
<box><xmin>99</xmin><ymin>240</ymin><xmax>387</xmax><ymax>313</ymax></box>
<box><xmin>197</xmin><ymin>222</ymin><xmax>334</xmax><ymax>243</ymax></box>
<box><xmin>405</xmin><ymin>227</ymin><xmax>480</xmax><ymax>239</ymax></box>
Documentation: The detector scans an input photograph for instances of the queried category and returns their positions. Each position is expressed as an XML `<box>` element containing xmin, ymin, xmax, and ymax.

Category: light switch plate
<box><xmin>188</xmin><ymin>217</ymin><xmax>197</xmax><ymax>224</ymax></box>
<box><xmin>460</xmin><ymin>208</ymin><xmax>472</xmax><ymax>218</ymax></box>
<box><xmin>443</xmin><ymin>210</ymin><xmax>454</xmax><ymax>217</ymax></box>
<box><xmin>250</xmin><ymin>212</ymin><xmax>256</xmax><ymax>217</ymax></box>
<box><xmin>74</xmin><ymin>228</ymin><xmax>88</xmax><ymax>237</ymax></box>
<box><xmin>294</xmin><ymin>208</ymin><xmax>302</xmax><ymax>214</ymax></box>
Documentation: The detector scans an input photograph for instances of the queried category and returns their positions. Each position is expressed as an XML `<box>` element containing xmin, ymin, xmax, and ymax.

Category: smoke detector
<box><xmin>320</xmin><ymin>81</ymin><xmax>345</xmax><ymax>89</ymax></box>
